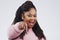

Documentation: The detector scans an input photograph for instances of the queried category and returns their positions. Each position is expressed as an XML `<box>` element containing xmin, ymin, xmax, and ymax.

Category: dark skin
<box><xmin>18</xmin><ymin>8</ymin><xmax>37</xmax><ymax>33</ymax></box>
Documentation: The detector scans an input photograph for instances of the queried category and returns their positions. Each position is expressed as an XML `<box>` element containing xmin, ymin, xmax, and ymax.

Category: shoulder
<box><xmin>10</xmin><ymin>22</ymin><xmax>20</xmax><ymax>28</ymax></box>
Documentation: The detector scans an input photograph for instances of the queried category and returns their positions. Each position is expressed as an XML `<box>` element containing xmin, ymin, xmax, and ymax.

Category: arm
<box><xmin>8</xmin><ymin>22</ymin><xmax>24</xmax><ymax>40</ymax></box>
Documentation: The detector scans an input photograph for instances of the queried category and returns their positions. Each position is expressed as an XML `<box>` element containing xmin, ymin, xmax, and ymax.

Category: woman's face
<box><xmin>22</xmin><ymin>8</ymin><xmax>37</xmax><ymax>28</ymax></box>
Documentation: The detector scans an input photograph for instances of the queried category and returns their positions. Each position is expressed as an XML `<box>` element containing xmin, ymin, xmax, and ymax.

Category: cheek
<box><xmin>26</xmin><ymin>17</ymin><xmax>37</xmax><ymax>22</ymax></box>
<box><xmin>23</xmin><ymin>16</ymin><xmax>30</xmax><ymax>22</ymax></box>
<box><xmin>26</xmin><ymin>18</ymin><xmax>30</xmax><ymax>22</ymax></box>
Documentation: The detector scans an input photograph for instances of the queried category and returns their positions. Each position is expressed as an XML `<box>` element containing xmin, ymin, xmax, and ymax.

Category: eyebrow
<box><xmin>28</xmin><ymin>13</ymin><xmax>36</xmax><ymax>15</ymax></box>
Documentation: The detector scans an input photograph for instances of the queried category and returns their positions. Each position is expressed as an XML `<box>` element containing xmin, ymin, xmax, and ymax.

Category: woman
<box><xmin>8</xmin><ymin>1</ymin><xmax>46</xmax><ymax>40</ymax></box>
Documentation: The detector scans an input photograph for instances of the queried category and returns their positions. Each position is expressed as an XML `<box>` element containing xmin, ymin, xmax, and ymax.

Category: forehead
<box><xmin>24</xmin><ymin>8</ymin><xmax>36</xmax><ymax>15</ymax></box>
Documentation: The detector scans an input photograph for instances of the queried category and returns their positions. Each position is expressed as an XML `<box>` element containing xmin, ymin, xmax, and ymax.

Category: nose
<box><xmin>30</xmin><ymin>16</ymin><xmax>36</xmax><ymax>21</ymax></box>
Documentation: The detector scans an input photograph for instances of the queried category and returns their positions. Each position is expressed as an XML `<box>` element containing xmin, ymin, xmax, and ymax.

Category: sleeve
<box><xmin>8</xmin><ymin>22</ymin><xmax>24</xmax><ymax>40</ymax></box>
<box><xmin>40</xmin><ymin>38</ymin><xmax>45</xmax><ymax>40</ymax></box>
<box><xmin>41</xmin><ymin>38</ymin><xmax>45</xmax><ymax>40</ymax></box>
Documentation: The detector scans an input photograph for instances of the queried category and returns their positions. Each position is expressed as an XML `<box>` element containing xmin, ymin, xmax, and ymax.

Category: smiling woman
<box><xmin>8</xmin><ymin>0</ymin><xmax>46</xmax><ymax>40</ymax></box>
<box><xmin>22</xmin><ymin>8</ymin><xmax>37</xmax><ymax>28</ymax></box>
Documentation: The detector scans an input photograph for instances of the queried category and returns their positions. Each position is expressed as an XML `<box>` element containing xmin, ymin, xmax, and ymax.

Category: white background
<box><xmin>0</xmin><ymin>0</ymin><xmax>60</xmax><ymax>40</ymax></box>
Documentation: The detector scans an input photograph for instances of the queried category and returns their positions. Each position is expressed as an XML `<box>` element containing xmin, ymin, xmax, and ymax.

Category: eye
<box><xmin>34</xmin><ymin>15</ymin><xmax>36</xmax><ymax>17</ymax></box>
<box><xmin>27</xmin><ymin>15</ymin><xmax>32</xmax><ymax>17</ymax></box>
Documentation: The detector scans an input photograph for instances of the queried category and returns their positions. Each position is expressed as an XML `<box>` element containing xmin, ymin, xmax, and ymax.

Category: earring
<box><xmin>22</xmin><ymin>17</ymin><xmax>24</xmax><ymax>20</ymax></box>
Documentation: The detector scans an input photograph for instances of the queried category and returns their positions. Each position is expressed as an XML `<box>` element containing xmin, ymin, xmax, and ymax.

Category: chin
<box><xmin>28</xmin><ymin>25</ymin><xmax>34</xmax><ymax>28</ymax></box>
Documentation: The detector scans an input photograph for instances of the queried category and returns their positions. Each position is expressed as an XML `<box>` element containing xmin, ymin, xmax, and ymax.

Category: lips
<box><xmin>28</xmin><ymin>21</ymin><xmax>35</xmax><ymax>25</ymax></box>
<box><xmin>29</xmin><ymin>21</ymin><xmax>34</xmax><ymax>23</ymax></box>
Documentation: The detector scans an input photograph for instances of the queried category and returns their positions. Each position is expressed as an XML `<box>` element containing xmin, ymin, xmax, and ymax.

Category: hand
<box><xmin>18</xmin><ymin>21</ymin><xmax>28</xmax><ymax>33</ymax></box>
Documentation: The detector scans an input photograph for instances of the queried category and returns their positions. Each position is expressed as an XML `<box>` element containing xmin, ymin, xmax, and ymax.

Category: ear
<box><xmin>22</xmin><ymin>14</ymin><xmax>24</xmax><ymax>20</ymax></box>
